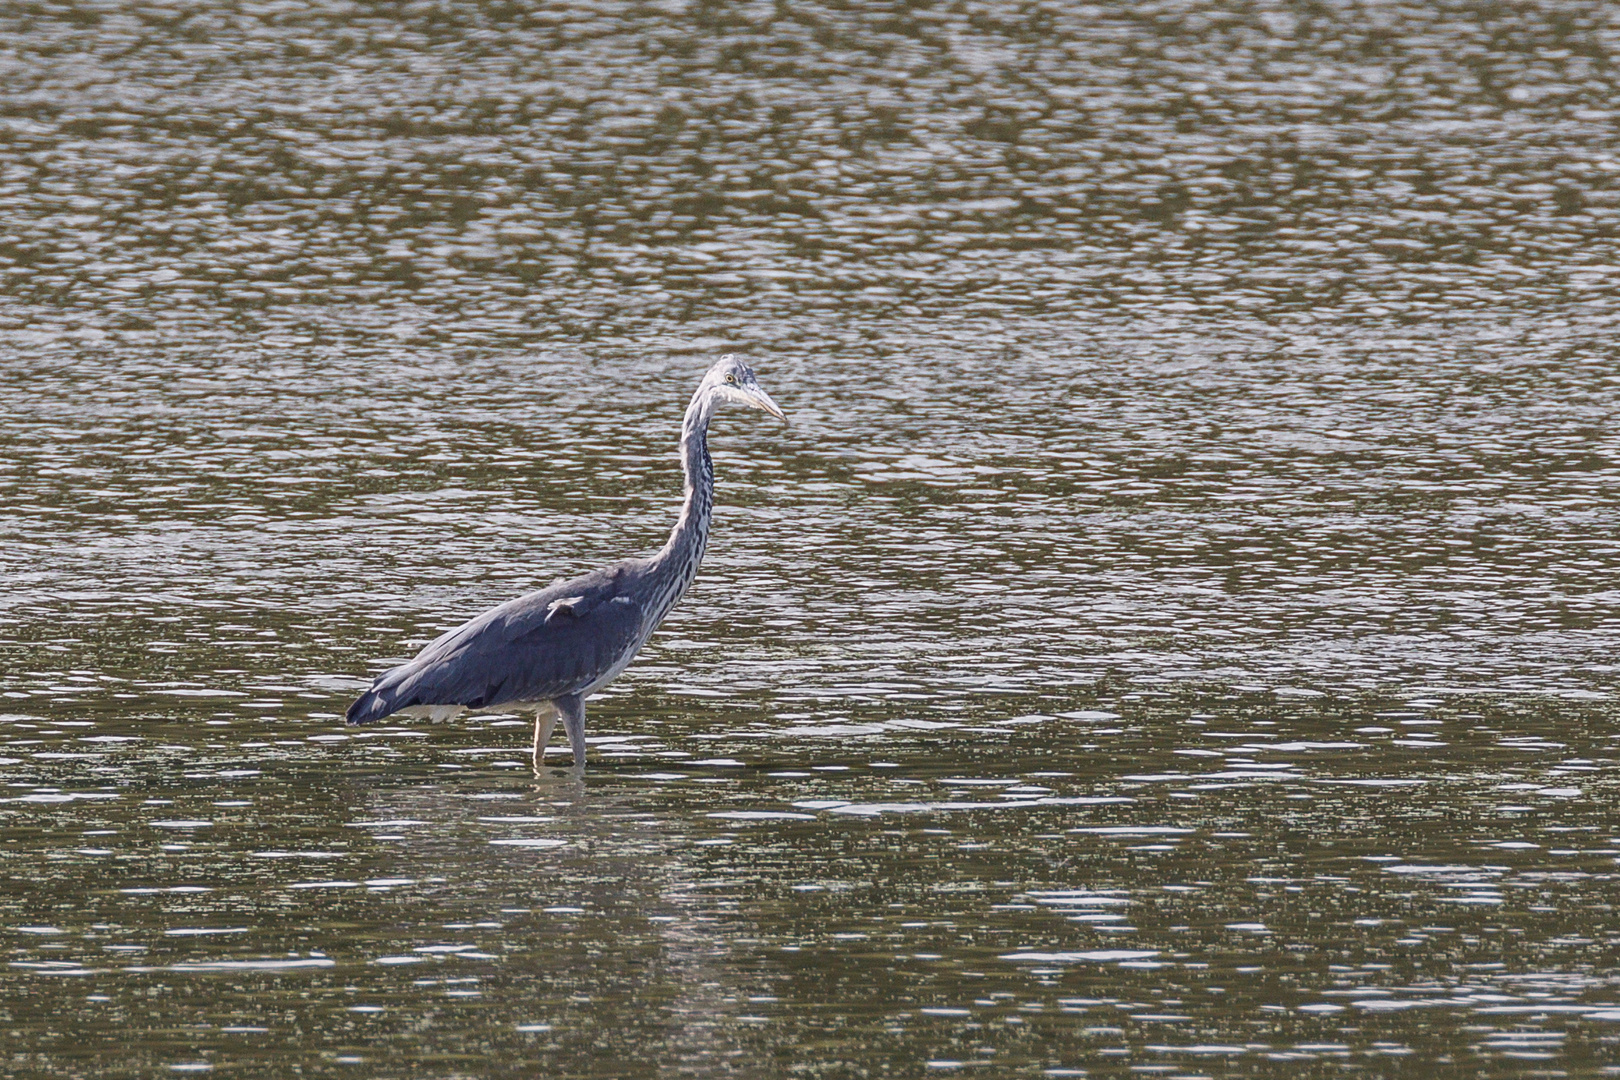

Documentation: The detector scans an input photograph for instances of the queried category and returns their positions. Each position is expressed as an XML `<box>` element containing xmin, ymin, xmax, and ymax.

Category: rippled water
<box><xmin>3</xmin><ymin>2</ymin><xmax>1618</xmax><ymax>1076</ymax></box>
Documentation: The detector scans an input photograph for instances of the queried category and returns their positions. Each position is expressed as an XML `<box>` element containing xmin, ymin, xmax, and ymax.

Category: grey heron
<box><xmin>345</xmin><ymin>355</ymin><xmax>786</xmax><ymax>769</ymax></box>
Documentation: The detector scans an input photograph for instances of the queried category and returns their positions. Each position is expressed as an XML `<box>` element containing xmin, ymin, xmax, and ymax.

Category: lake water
<box><xmin>2</xmin><ymin>2</ymin><xmax>1618</xmax><ymax>1076</ymax></box>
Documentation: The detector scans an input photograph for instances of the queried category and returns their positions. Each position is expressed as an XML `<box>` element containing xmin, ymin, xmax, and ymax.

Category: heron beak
<box><xmin>749</xmin><ymin>386</ymin><xmax>787</xmax><ymax>421</ymax></box>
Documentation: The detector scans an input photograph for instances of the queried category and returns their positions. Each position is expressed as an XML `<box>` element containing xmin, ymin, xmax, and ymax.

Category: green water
<box><xmin>2</xmin><ymin>2</ymin><xmax>1618</xmax><ymax>1076</ymax></box>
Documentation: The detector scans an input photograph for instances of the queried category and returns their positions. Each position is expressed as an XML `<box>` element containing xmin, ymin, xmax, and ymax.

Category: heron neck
<box><xmin>657</xmin><ymin>392</ymin><xmax>715</xmax><ymax>578</ymax></box>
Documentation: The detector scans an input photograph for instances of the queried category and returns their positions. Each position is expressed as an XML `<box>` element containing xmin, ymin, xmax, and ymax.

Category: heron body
<box><xmin>344</xmin><ymin>356</ymin><xmax>786</xmax><ymax>769</ymax></box>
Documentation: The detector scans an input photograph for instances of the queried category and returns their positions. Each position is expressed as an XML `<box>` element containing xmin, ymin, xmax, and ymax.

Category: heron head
<box><xmin>705</xmin><ymin>355</ymin><xmax>786</xmax><ymax>421</ymax></box>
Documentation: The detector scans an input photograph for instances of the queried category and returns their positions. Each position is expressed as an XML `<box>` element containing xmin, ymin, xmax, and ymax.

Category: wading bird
<box><xmin>345</xmin><ymin>355</ymin><xmax>786</xmax><ymax>769</ymax></box>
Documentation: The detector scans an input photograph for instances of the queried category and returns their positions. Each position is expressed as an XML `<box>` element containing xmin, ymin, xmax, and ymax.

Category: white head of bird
<box><xmin>696</xmin><ymin>355</ymin><xmax>787</xmax><ymax>421</ymax></box>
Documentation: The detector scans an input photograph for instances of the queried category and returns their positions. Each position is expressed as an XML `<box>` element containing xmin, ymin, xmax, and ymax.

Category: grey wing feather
<box><xmin>346</xmin><ymin>562</ymin><xmax>648</xmax><ymax>725</ymax></box>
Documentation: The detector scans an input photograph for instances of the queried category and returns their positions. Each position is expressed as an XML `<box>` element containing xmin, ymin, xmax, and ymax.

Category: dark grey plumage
<box><xmin>345</xmin><ymin>355</ymin><xmax>786</xmax><ymax>769</ymax></box>
<box><xmin>345</xmin><ymin>563</ymin><xmax>647</xmax><ymax>719</ymax></box>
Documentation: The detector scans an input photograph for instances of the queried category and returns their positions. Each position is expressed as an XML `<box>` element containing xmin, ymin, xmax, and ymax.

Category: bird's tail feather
<box><xmin>345</xmin><ymin>688</ymin><xmax>396</xmax><ymax>726</ymax></box>
<box><xmin>345</xmin><ymin>664</ymin><xmax>419</xmax><ymax>726</ymax></box>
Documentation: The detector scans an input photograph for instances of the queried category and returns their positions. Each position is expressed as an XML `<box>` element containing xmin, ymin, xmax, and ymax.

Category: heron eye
<box><xmin>725</xmin><ymin>374</ymin><xmax>737</xmax><ymax>385</ymax></box>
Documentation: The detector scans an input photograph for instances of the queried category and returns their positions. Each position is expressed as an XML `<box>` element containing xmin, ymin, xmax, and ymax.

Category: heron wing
<box><xmin>346</xmin><ymin>562</ymin><xmax>649</xmax><ymax>723</ymax></box>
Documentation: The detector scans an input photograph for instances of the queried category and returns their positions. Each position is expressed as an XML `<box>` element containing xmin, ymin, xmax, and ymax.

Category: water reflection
<box><xmin>4</xmin><ymin>697</ymin><xmax>1616</xmax><ymax>1073</ymax></box>
<box><xmin>3</xmin><ymin>0</ymin><xmax>1619</xmax><ymax>1075</ymax></box>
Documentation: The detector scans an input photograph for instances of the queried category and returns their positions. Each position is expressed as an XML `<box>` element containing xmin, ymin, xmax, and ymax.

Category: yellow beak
<box><xmin>749</xmin><ymin>386</ymin><xmax>787</xmax><ymax>421</ymax></box>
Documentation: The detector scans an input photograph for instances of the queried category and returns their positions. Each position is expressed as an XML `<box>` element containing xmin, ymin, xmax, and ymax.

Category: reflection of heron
<box><xmin>346</xmin><ymin>356</ymin><xmax>786</xmax><ymax>769</ymax></box>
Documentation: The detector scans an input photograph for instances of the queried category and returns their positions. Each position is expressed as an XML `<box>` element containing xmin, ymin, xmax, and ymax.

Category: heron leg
<box><xmin>555</xmin><ymin>693</ymin><xmax>587</xmax><ymax>770</ymax></box>
<box><xmin>532</xmin><ymin>704</ymin><xmax>558</xmax><ymax>769</ymax></box>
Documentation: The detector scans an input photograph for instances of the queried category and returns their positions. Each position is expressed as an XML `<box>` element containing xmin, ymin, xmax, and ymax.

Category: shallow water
<box><xmin>2</xmin><ymin>2</ymin><xmax>1618</xmax><ymax>1077</ymax></box>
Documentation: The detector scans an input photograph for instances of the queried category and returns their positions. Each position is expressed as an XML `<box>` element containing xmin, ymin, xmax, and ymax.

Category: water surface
<box><xmin>2</xmin><ymin>2</ymin><xmax>1618</xmax><ymax>1076</ymax></box>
